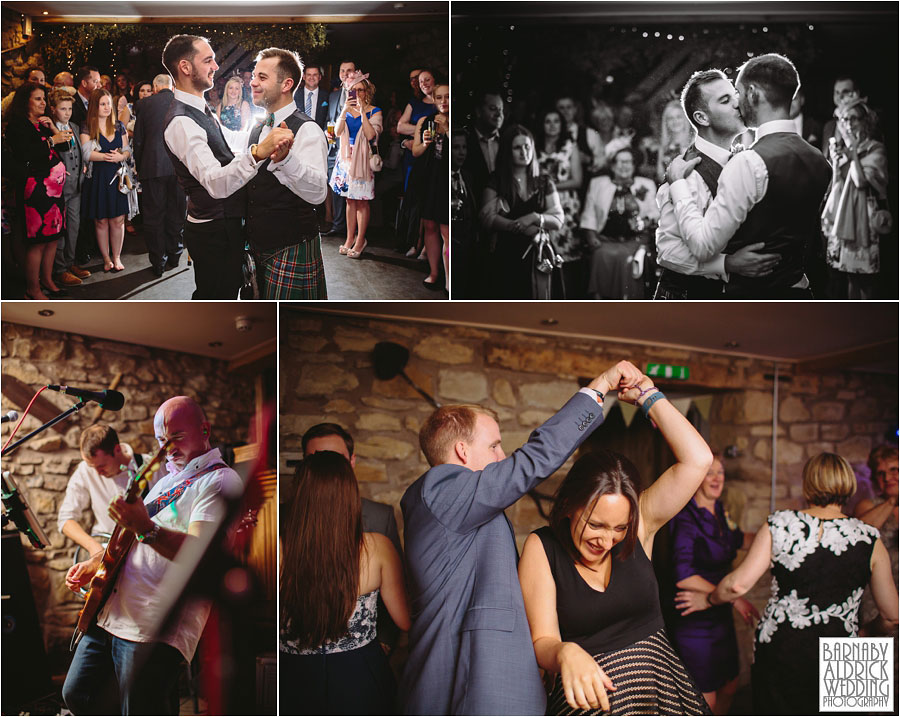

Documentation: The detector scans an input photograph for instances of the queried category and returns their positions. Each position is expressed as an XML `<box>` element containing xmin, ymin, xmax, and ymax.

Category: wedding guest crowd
<box><xmin>453</xmin><ymin>54</ymin><xmax>893</xmax><ymax>300</ymax></box>
<box><xmin>2</xmin><ymin>50</ymin><xmax>446</xmax><ymax>300</ymax></box>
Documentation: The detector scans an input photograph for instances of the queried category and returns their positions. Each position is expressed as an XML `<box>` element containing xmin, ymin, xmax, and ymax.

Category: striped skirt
<box><xmin>258</xmin><ymin>239</ymin><xmax>327</xmax><ymax>300</ymax></box>
<box><xmin>546</xmin><ymin>628</ymin><xmax>711</xmax><ymax>715</ymax></box>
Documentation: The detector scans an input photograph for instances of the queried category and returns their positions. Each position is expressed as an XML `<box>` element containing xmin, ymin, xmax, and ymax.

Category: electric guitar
<box><xmin>70</xmin><ymin>439</ymin><xmax>170</xmax><ymax>650</ymax></box>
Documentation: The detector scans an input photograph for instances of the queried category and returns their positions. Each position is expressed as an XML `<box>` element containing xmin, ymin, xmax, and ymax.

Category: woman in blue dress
<box><xmin>330</xmin><ymin>72</ymin><xmax>382</xmax><ymax>259</ymax></box>
<box><xmin>669</xmin><ymin>455</ymin><xmax>758</xmax><ymax>714</ymax></box>
<box><xmin>79</xmin><ymin>89</ymin><xmax>130</xmax><ymax>272</ymax></box>
<box><xmin>216</xmin><ymin>76</ymin><xmax>251</xmax><ymax>132</ymax></box>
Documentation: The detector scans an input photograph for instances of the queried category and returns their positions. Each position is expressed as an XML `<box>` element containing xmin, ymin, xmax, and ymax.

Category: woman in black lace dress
<box><xmin>280</xmin><ymin>452</ymin><xmax>410</xmax><ymax>714</ymax></box>
<box><xmin>679</xmin><ymin>452</ymin><xmax>899</xmax><ymax>715</ymax></box>
<box><xmin>519</xmin><ymin>369</ymin><xmax>714</xmax><ymax>714</ymax></box>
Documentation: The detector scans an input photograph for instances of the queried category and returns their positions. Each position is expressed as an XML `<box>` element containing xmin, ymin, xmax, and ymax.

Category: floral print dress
<box><xmin>538</xmin><ymin>139</ymin><xmax>583</xmax><ymax>262</ymax></box>
<box><xmin>9</xmin><ymin>118</ymin><xmax>67</xmax><ymax>244</ymax></box>
<box><xmin>752</xmin><ymin>510</ymin><xmax>879</xmax><ymax>715</ymax></box>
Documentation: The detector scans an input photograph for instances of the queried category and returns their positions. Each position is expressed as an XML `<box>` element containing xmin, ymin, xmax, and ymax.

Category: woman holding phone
<box><xmin>330</xmin><ymin>71</ymin><xmax>383</xmax><ymax>260</ymax></box>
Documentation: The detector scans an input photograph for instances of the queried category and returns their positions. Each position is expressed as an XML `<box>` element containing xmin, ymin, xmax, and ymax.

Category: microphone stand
<box><xmin>1</xmin><ymin>398</ymin><xmax>87</xmax><ymax>457</ymax></box>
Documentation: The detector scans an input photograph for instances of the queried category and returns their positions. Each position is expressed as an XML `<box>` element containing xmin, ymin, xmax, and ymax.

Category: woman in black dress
<box><xmin>412</xmin><ymin>82</ymin><xmax>449</xmax><ymax>292</ymax></box>
<box><xmin>519</xmin><ymin>369</ymin><xmax>714</xmax><ymax>714</ymax></box>
<box><xmin>5</xmin><ymin>82</ymin><xmax>73</xmax><ymax>299</ymax></box>
<box><xmin>480</xmin><ymin>125</ymin><xmax>565</xmax><ymax>299</ymax></box>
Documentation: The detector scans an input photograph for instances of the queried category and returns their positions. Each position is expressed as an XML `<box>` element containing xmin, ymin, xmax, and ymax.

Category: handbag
<box><xmin>239</xmin><ymin>247</ymin><xmax>260</xmax><ymax>300</ymax></box>
<box><xmin>867</xmin><ymin>191</ymin><xmax>892</xmax><ymax>236</ymax></box>
<box><xmin>369</xmin><ymin>140</ymin><xmax>383</xmax><ymax>173</ymax></box>
<box><xmin>525</xmin><ymin>228</ymin><xmax>565</xmax><ymax>300</ymax></box>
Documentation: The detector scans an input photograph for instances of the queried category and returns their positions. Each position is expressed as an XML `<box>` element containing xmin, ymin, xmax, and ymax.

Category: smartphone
<box><xmin>348</xmin><ymin>89</ymin><xmax>357</xmax><ymax>101</ymax></box>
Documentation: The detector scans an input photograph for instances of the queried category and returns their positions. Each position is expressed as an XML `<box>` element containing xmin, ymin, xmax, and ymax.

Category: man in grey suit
<box><xmin>400</xmin><ymin>361</ymin><xmax>642</xmax><ymax>715</ymax></box>
<box><xmin>133</xmin><ymin>74</ymin><xmax>186</xmax><ymax>276</ymax></box>
<box><xmin>301</xmin><ymin>422</ymin><xmax>403</xmax><ymax>654</ymax></box>
<box><xmin>323</xmin><ymin>60</ymin><xmax>356</xmax><ymax>238</ymax></box>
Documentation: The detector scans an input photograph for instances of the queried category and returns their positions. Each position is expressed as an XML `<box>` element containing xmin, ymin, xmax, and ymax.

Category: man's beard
<box><xmin>190</xmin><ymin>67</ymin><xmax>213</xmax><ymax>93</ymax></box>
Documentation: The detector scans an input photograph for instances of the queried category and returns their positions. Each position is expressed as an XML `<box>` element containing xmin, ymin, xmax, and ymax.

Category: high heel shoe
<box><xmin>405</xmin><ymin>246</ymin><xmax>418</xmax><ymax>258</ymax></box>
<box><xmin>339</xmin><ymin>244</ymin><xmax>351</xmax><ymax>255</ymax></box>
<box><xmin>347</xmin><ymin>240</ymin><xmax>367</xmax><ymax>259</ymax></box>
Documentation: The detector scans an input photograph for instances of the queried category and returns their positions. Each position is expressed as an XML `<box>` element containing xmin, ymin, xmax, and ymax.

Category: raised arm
<box><xmin>622</xmin><ymin>378</ymin><xmax>713</xmax><ymax>539</ymax></box>
<box><xmin>869</xmin><ymin>538</ymin><xmax>899</xmax><ymax>628</ymax></box>
<box><xmin>519</xmin><ymin>533</ymin><xmax>615</xmax><ymax>711</ymax></box>
<box><xmin>854</xmin><ymin>497</ymin><xmax>897</xmax><ymax>530</ymax></box>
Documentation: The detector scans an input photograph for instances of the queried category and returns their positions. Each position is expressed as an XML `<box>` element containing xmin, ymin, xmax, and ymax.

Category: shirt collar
<box><xmin>272</xmin><ymin>101</ymin><xmax>297</xmax><ymax>126</ymax></box>
<box><xmin>173</xmin><ymin>88</ymin><xmax>212</xmax><ymax>114</ymax></box>
<box><xmin>165</xmin><ymin>446</ymin><xmax>224</xmax><ymax>479</ymax></box>
<box><xmin>754</xmin><ymin>119</ymin><xmax>799</xmax><ymax>142</ymax></box>
<box><xmin>694</xmin><ymin>134</ymin><xmax>732</xmax><ymax>167</ymax></box>
<box><xmin>475</xmin><ymin>127</ymin><xmax>499</xmax><ymax>142</ymax></box>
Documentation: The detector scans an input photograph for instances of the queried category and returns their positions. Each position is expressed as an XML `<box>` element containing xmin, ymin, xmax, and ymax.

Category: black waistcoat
<box><xmin>245</xmin><ymin>110</ymin><xmax>320</xmax><ymax>253</ymax></box>
<box><xmin>724</xmin><ymin>132</ymin><xmax>831</xmax><ymax>296</ymax></box>
<box><xmin>164</xmin><ymin>100</ymin><xmax>246</xmax><ymax>221</ymax></box>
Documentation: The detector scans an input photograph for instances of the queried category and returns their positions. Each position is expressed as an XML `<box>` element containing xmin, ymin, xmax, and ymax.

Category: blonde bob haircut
<box><xmin>419</xmin><ymin>404</ymin><xmax>499</xmax><ymax>467</ymax></box>
<box><xmin>802</xmin><ymin>452</ymin><xmax>857</xmax><ymax>507</ymax></box>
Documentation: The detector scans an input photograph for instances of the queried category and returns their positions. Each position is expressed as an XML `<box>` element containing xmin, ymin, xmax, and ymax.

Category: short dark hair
<box><xmin>833</xmin><ymin>74</ymin><xmax>857</xmax><ymax>89</ymax></box>
<box><xmin>80</xmin><ymin>424</ymin><xmax>120</xmax><ymax>457</ymax></box>
<box><xmin>75</xmin><ymin>65</ymin><xmax>99</xmax><ymax>88</ymax></box>
<box><xmin>549</xmin><ymin>450</ymin><xmax>642</xmax><ymax>564</ymax></box>
<box><xmin>27</xmin><ymin>67</ymin><xmax>46</xmax><ymax>81</ymax></box>
<box><xmin>255</xmin><ymin>47</ymin><xmax>302</xmax><ymax>91</ymax></box>
<box><xmin>7</xmin><ymin>82</ymin><xmax>46</xmax><ymax>123</ymax></box>
<box><xmin>681</xmin><ymin>68</ymin><xmax>728</xmax><ymax>129</ymax></box>
<box><xmin>737</xmin><ymin>53</ymin><xmax>799</xmax><ymax>110</ymax></box>
<box><xmin>301</xmin><ymin>423</ymin><xmax>354</xmax><ymax>457</ymax></box>
<box><xmin>162</xmin><ymin>34</ymin><xmax>206</xmax><ymax>78</ymax></box>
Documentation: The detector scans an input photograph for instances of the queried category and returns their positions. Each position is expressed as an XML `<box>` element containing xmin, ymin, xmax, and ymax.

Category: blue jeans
<box><xmin>62</xmin><ymin>625</ymin><xmax>183</xmax><ymax>715</ymax></box>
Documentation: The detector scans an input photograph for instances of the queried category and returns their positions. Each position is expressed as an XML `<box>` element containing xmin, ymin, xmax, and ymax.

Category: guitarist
<box><xmin>58</xmin><ymin>425</ymin><xmax>155</xmax><ymax>570</ymax></box>
<box><xmin>62</xmin><ymin>396</ymin><xmax>244</xmax><ymax>715</ymax></box>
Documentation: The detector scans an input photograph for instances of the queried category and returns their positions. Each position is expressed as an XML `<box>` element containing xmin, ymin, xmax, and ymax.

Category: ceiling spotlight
<box><xmin>38</xmin><ymin>309</ymin><xmax>54</xmax><ymax>317</ymax></box>
<box><xmin>541</xmin><ymin>318</ymin><xmax>559</xmax><ymax>326</ymax></box>
<box><xmin>42</xmin><ymin>10</ymin><xmax>48</xmax><ymax>14</ymax></box>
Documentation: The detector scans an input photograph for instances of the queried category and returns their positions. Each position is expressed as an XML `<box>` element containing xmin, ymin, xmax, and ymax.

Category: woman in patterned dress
<box><xmin>280</xmin><ymin>451</ymin><xmax>410</xmax><ymax>714</ymax></box>
<box><xmin>330</xmin><ymin>72</ymin><xmax>382</xmax><ymax>259</ymax></box>
<box><xmin>519</xmin><ymin>368</ymin><xmax>714</xmax><ymax>714</ymax></box>
<box><xmin>679</xmin><ymin>452</ymin><xmax>899</xmax><ymax>715</ymax></box>
<box><xmin>5</xmin><ymin>82</ymin><xmax>72</xmax><ymax>299</ymax></box>
<box><xmin>215</xmin><ymin>76</ymin><xmax>251</xmax><ymax>132</ymax></box>
<box><xmin>536</xmin><ymin>108</ymin><xmax>584</xmax><ymax>297</ymax></box>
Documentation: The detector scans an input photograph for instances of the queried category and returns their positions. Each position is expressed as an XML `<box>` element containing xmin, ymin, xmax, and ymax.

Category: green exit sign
<box><xmin>646</xmin><ymin>363</ymin><xmax>690</xmax><ymax>380</ymax></box>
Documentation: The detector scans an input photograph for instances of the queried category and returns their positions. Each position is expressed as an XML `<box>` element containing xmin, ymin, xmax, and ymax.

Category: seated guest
<box><xmin>536</xmin><ymin>107</ymin><xmax>585</xmax><ymax>297</ymax></box>
<box><xmin>821</xmin><ymin>98</ymin><xmax>888</xmax><ymax>300</ymax></box>
<box><xmin>678</xmin><ymin>453</ymin><xmax>899</xmax><ymax>715</ymax></box>
<box><xmin>518</xmin><ymin>372</ymin><xmax>714</xmax><ymax>714</ymax></box>
<box><xmin>57</xmin><ymin>425</ymin><xmax>155</xmax><ymax>558</ymax></box>
<box><xmin>400</xmin><ymin>360</ymin><xmax>645</xmax><ymax>715</ymax></box>
<box><xmin>280</xmin><ymin>451</ymin><xmax>410</xmax><ymax>713</ymax></box>
<box><xmin>580</xmin><ymin>142</ymin><xmax>659</xmax><ymax>299</ymax></box>
<box><xmin>669</xmin><ymin>454</ymin><xmax>758</xmax><ymax>714</ymax></box>
<box><xmin>479</xmin><ymin>124</ymin><xmax>564</xmax><ymax>299</ymax></box>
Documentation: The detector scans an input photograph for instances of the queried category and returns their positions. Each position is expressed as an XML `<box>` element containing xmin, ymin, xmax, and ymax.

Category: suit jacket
<box><xmin>400</xmin><ymin>391</ymin><xmax>604</xmax><ymax>715</ymax></box>
<box><xmin>462</xmin><ymin>125</ymin><xmax>496</xmax><ymax>210</ymax></box>
<box><xmin>327</xmin><ymin>87</ymin><xmax>346</xmax><ymax>159</ymax></box>
<box><xmin>71</xmin><ymin>92</ymin><xmax>91</xmax><ymax>127</ymax></box>
<box><xmin>56</xmin><ymin>119</ymin><xmax>85</xmax><ymax>196</ymax></box>
<box><xmin>133</xmin><ymin>89</ymin><xmax>177</xmax><ymax>180</ymax></box>
<box><xmin>293</xmin><ymin>84</ymin><xmax>329</xmax><ymax>129</ymax></box>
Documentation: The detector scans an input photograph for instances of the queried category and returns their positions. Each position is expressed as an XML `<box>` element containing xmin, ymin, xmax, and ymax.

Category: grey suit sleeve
<box><xmin>421</xmin><ymin>392</ymin><xmax>603</xmax><ymax>534</ymax></box>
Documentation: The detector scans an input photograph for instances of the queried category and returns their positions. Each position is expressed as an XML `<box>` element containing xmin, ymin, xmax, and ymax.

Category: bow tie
<box><xmin>265</xmin><ymin>113</ymin><xmax>275</xmax><ymax>128</ymax></box>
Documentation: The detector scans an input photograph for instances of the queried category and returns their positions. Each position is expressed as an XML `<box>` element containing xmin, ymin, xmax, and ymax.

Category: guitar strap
<box><xmin>145</xmin><ymin>462</ymin><xmax>227</xmax><ymax>519</ymax></box>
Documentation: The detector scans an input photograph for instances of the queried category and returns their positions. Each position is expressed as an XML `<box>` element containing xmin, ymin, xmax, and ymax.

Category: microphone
<box><xmin>1</xmin><ymin>410</ymin><xmax>18</xmax><ymax>423</ymax></box>
<box><xmin>46</xmin><ymin>386</ymin><xmax>125</xmax><ymax>411</ymax></box>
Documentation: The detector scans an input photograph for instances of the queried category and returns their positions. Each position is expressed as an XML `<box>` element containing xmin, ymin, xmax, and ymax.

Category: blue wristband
<box><xmin>640</xmin><ymin>390</ymin><xmax>665</xmax><ymax>417</ymax></box>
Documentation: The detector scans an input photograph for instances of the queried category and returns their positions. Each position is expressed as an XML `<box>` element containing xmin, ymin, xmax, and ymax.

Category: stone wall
<box><xmin>281</xmin><ymin>310</ymin><xmax>898</xmax><ymax>685</ymax></box>
<box><xmin>0</xmin><ymin>322</ymin><xmax>255</xmax><ymax>669</ymax></box>
<box><xmin>2</xmin><ymin>9</ymin><xmax>43</xmax><ymax>98</ymax></box>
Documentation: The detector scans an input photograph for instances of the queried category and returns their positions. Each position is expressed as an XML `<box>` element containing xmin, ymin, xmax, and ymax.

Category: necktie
<box><xmin>305</xmin><ymin>91</ymin><xmax>313</xmax><ymax>117</ymax></box>
<box><xmin>266</xmin><ymin>113</ymin><xmax>275</xmax><ymax>128</ymax></box>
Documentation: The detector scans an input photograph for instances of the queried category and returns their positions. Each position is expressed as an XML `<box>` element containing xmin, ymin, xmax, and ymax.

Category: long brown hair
<box><xmin>86</xmin><ymin>88</ymin><xmax>116</xmax><ymax>143</ymax></box>
<box><xmin>549</xmin><ymin>450</ymin><xmax>642</xmax><ymax>565</ymax></box>
<box><xmin>280</xmin><ymin>450</ymin><xmax>363</xmax><ymax>648</ymax></box>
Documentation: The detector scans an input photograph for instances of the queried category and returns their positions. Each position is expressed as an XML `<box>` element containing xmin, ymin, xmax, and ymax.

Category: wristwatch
<box><xmin>136</xmin><ymin>524</ymin><xmax>160</xmax><ymax>544</ymax></box>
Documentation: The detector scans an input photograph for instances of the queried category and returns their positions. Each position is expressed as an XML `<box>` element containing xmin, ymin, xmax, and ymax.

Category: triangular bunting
<box><xmin>693</xmin><ymin>395</ymin><xmax>713</xmax><ymax>421</ymax></box>
<box><xmin>619</xmin><ymin>401</ymin><xmax>638</xmax><ymax>428</ymax></box>
<box><xmin>670</xmin><ymin>397</ymin><xmax>693</xmax><ymax>416</ymax></box>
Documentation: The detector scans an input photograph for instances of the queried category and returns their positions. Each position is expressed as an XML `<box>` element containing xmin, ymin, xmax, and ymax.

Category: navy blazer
<box><xmin>293</xmin><ymin>85</ymin><xmax>329</xmax><ymax>130</ymax></box>
<box><xmin>400</xmin><ymin>391</ymin><xmax>604</xmax><ymax>715</ymax></box>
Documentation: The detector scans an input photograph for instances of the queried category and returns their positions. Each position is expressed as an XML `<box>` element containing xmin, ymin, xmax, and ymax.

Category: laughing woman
<box><xmin>518</xmin><ymin>373</ymin><xmax>713</xmax><ymax>715</ymax></box>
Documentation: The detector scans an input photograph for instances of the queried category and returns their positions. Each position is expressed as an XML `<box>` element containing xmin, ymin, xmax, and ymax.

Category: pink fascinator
<box><xmin>343</xmin><ymin>70</ymin><xmax>371</xmax><ymax>90</ymax></box>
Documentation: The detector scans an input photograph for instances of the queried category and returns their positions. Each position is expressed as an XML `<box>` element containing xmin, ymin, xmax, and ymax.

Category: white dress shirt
<box><xmin>163</xmin><ymin>88</ymin><xmax>261</xmax><ymax>222</ymax></box>
<box><xmin>668</xmin><ymin>120</ymin><xmax>801</xmax><ymax>263</ymax></box>
<box><xmin>97</xmin><ymin>447</ymin><xmax>243</xmax><ymax>661</ymax></box>
<box><xmin>655</xmin><ymin>134</ymin><xmax>733</xmax><ymax>280</ymax></box>
<box><xmin>256</xmin><ymin>100</ymin><xmax>328</xmax><ymax>204</ymax></box>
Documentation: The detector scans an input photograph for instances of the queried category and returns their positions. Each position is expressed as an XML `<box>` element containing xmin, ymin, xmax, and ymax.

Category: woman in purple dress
<box><xmin>668</xmin><ymin>455</ymin><xmax>758</xmax><ymax>714</ymax></box>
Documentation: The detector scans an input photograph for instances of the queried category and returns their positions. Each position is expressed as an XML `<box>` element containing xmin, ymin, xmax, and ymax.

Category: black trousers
<box><xmin>142</xmin><ymin>175</ymin><xmax>186</xmax><ymax>270</ymax></box>
<box><xmin>182</xmin><ymin>217</ymin><xmax>244</xmax><ymax>300</ymax></box>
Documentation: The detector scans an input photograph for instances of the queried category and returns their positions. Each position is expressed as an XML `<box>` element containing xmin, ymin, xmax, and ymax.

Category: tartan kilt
<box><xmin>258</xmin><ymin>238</ymin><xmax>327</xmax><ymax>299</ymax></box>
